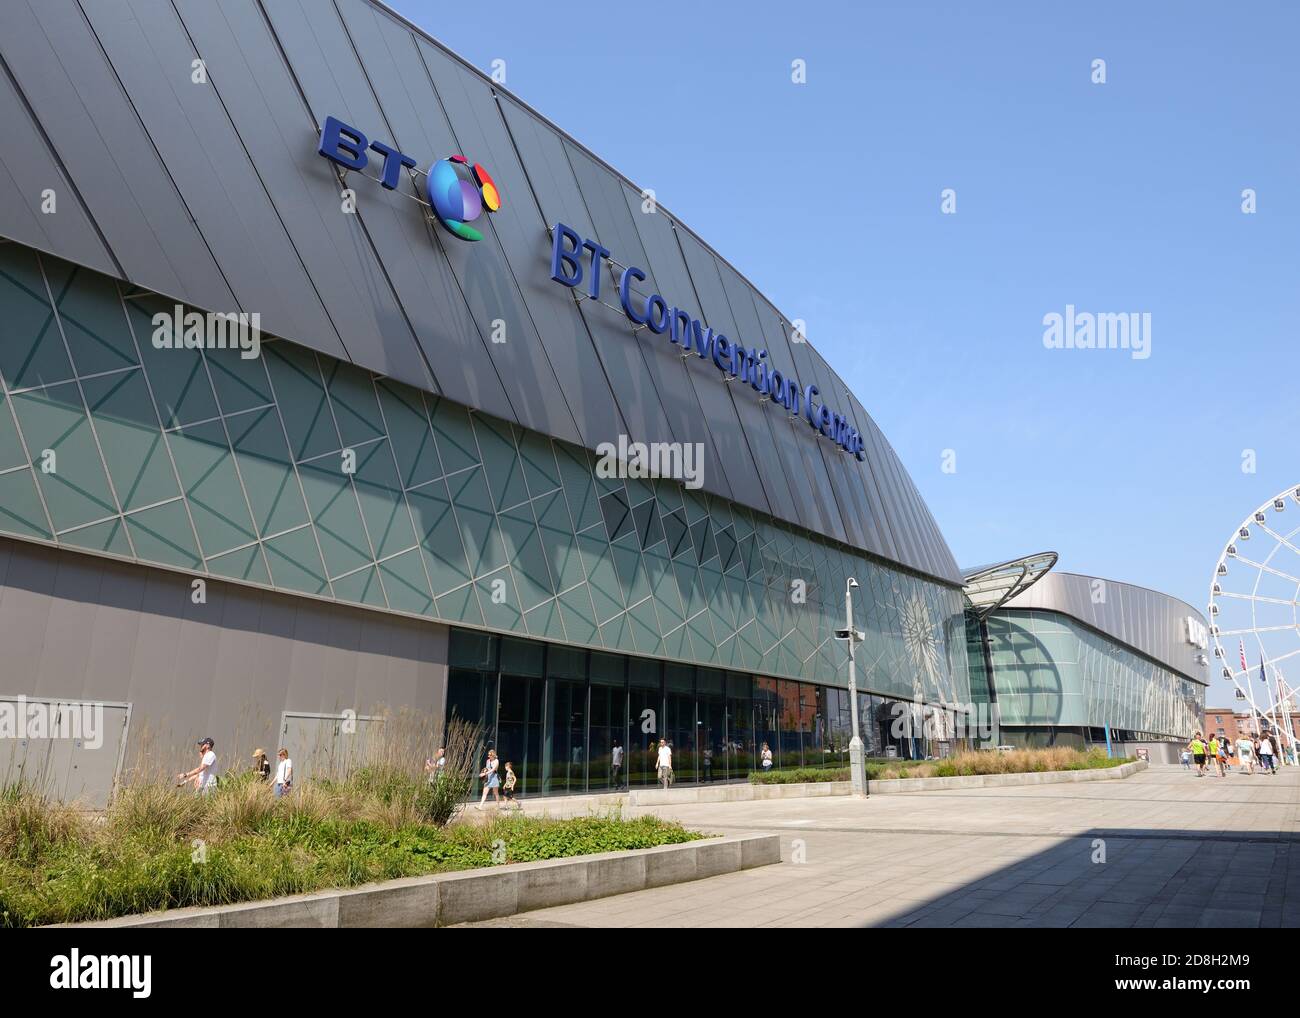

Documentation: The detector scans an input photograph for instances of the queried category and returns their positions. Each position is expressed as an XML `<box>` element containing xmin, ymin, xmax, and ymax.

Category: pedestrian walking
<box><xmin>477</xmin><ymin>749</ymin><xmax>501</xmax><ymax>807</ymax></box>
<box><xmin>177</xmin><ymin>737</ymin><xmax>220</xmax><ymax>795</ymax></box>
<box><xmin>424</xmin><ymin>747</ymin><xmax>446</xmax><ymax>784</ymax></box>
<box><xmin>1179</xmin><ymin>748</ymin><xmax>1191</xmax><ymax>770</ymax></box>
<box><xmin>1259</xmin><ymin>734</ymin><xmax>1277</xmax><ymax>774</ymax></box>
<box><xmin>273</xmin><ymin>748</ymin><xmax>293</xmax><ymax>798</ymax></box>
<box><xmin>252</xmin><ymin>748</ymin><xmax>271</xmax><ymax>781</ymax></box>
<box><xmin>1235</xmin><ymin>734</ymin><xmax>1255</xmax><ymax>775</ymax></box>
<box><xmin>760</xmin><ymin>742</ymin><xmax>774</xmax><ymax>774</ymax></box>
<box><xmin>611</xmin><ymin>738</ymin><xmax>624</xmax><ymax>789</ymax></box>
<box><xmin>502</xmin><ymin>761</ymin><xmax>518</xmax><ymax>806</ymax></box>
<box><xmin>1188</xmin><ymin>733</ymin><xmax>1206</xmax><ymax>777</ymax></box>
<box><xmin>1208</xmin><ymin>735</ymin><xmax>1224</xmax><ymax>777</ymax></box>
<box><xmin>656</xmin><ymin>738</ymin><xmax>673</xmax><ymax>789</ymax></box>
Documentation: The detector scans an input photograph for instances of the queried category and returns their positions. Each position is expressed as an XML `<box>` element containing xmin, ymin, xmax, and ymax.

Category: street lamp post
<box><xmin>837</xmin><ymin>578</ymin><xmax>868</xmax><ymax>798</ymax></box>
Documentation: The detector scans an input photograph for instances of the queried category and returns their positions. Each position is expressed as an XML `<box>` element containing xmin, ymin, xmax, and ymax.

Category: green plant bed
<box><xmin>0</xmin><ymin>781</ymin><xmax>703</xmax><ymax>929</ymax></box>
<box><xmin>749</xmin><ymin>748</ymin><xmax>1132</xmax><ymax>784</ymax></box>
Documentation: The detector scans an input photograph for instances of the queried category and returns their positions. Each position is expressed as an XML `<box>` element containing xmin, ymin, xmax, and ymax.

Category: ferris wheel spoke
<box><xmin>1216</xmin><ymin>624</ymin><xmax>1297</xmax><ymax>637</ymax></box>
<box><xmin>1254</xmin><ymin>522</ymin><xmax>1300</xmax><ymax>562</ymax></box>
<box><xmin>1224</xmin><ymin>555</ymin><xmax>1300</xmax><ymax>586</ymax></box>
<box><xmin>1216</xmin><ymin>592</ymin><xmax>1300</xmax><ymax>606</ymax></box>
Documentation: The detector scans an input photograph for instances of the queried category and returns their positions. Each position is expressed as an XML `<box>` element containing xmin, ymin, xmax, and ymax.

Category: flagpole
<box><xmin>1240</xmin><ymin>641</ymin><xmax>1263</xmax><ymax>743</ymax></box>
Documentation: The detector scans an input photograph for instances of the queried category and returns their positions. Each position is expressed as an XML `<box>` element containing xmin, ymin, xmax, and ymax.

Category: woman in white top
<box><xmin>761</xmin><ymin>742</ymin><xmax>774</xmax><ymax>772</ymax></box>
<box><xmin>273</xmin><ymin>748</ymin><xmax>293</xmax><ymax>798</ymax></box>
<box><xmin>477</xmin><ymin>749</ymin><xmax>500</xmax><ymax>807</ymax></box>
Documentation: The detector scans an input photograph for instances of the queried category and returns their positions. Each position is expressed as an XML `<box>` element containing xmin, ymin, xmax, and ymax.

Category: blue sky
<box><xmin>396</xmin><ymin>0</ymin><xmax>1298</xmax><ymax>706</ymax></box>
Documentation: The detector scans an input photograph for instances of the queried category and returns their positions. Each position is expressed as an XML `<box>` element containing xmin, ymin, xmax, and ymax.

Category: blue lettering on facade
<box><xmin>550</xmin><ymin>223</ymin><xmax>865</xmax><ymax>459</ymax></box>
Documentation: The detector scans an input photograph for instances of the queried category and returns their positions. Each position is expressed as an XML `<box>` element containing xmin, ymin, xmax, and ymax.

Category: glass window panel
<box><xmin>123</xmin><ymin>500</ymin><xmax>200</xmax><ymax>569</ymax></box>
<box><xmin>126</xmin><ymin>299</ymin><xmax>218</xmax><ymax>428</ymax></box>
<box><xmin>557</xmin><ymin>586</ymin><xmax>600</xmax><ymax>645</ymax></box>
<box><xmin>0</xmin><ymin>467</ymin><xmax>51</xmax><ymax>540</ymax></box>
<box><xmin>263</xmin><ymin>526</ymin><xmax>329</xmax><ymax>595</ymax></box>
<box><xmin>206</xmin><ymin>542</ymin><xmax>270</xmax><ymax>585</ymax></box>
<box><xmin>375</xmin><ymin>379</ymin><xmax>440</xmax><ymax>489</ymax></box>
<box><xmin>332</xmin><ymin>564</ymin><xmax>385</xmax><ymax>608</ymax></box>
<box><xmin>499</xmin><ymin>636</ymin><xmax>545</xmax><ymax>678</ymax></box>
<box><xmin>377</xmin><ymin>547</ymin><xmax>433</xmax><ymax>615</ymax></box>
<box><xmin>61</xmin><ymin>516</ymin><xmax>129</xmax><ymax>556</ymax></box>
<box><xmin>428</xmin><ymin>398</ymin><xmax>480</xmax><ymax>474</ymax></box>
<box><xmin>0</xmin><ymin>244</ymin><xmax>73</xmax><ymax>390</ymax></box>
<box><xmin>555</xmin><ymin>441</ymin><xmax>602</xmax><ymax>532</ymax></box>
<box><xmin>205</xmin><ymin>343</ymin><xmax>273</xmax><ymax>416</ymax></box>
<box><xmin>533</xmin><ymin>489</ymin><xmax>584</xmax><ymax>592</ymax></box>
<box><xmin>518</xmin><ymin>430</ymin><xmax>561</xmax><ymax>499</ymax></box>
<box><xmin>46</xmin><ymin>258</ymin><xmax>137</xmax><ymax>376</ymax></box>
<box><xmin>447</xmin><ymin>467</ymin><xmax>506</xmax><ymax>577</ymax></box>
<box><xmin>80</xmin><ymin>369</ymin><xmax>180</xmax><ymax>513</ymax></box>
<box><xmin>436</xmin><ymin>583</ymin><xmax>484</xmax><ymax>627</ymax></box>
<box><xmin>265</xmin><ymin>345</ymin><xmax>337</xmax><ymax>462</ymax></box>
<box><xmin>590</xmin><ymin>651</ymin><xmax>626</xmax><ymax>687</ymax></box>
<box><xmin>12</xmin><ymin>383</ymin><xmax>116</xmax><ymax>530</ymax></box>
<box><xmin>477</xmin><ymin>570</ymin><xmax>522</xmax><ymax>632</ymax></box>
<box><xmin>321</xmin><ymin>359</ymin><xmax>385</xmax><ymax>449</ymax></box>
<box><xmin>167</xmin><ymin>419</ymin><xmax>257</xmax><ymax>557</ymax></box>
<box><xmin>0</xmin><ymin>391</ymin><xmax>30</xmax><ymax>472</ymax></box>
<box><xmin>474</xmin><ymin>414</ymin><xmax>529</xmax><ymax>511</ymax></box>
<box><xmin>407</xmin><ymin>480</ymin><xmax>471</xmax><ymax>594</ymax></box>
<box><xmin>225</xmin><ymin>407</ymin><xmax>309</xmax><ymax>536</ymax></box>
<box><xmin>524</xmin><ymin>598</ymin><xmax>566</xmax><ymax>642</ymax></box>
<box><xmin>298</xmin><ymin>458</ymin><xmax>372</xmax><ymax>578</ymax></box>
<box><xmin>497</xmin><ymin>503</ymin><xmax>553</xmax><ymax>611</ymax></box>
<box><xmin>351</xmin><ymin>439</ymin><xmax>415</xmax><ymax>560</ymax></box>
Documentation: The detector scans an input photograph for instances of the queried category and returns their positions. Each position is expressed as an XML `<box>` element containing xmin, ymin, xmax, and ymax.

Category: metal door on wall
<box><xmin>0</xmin><ymin>697</ymin><xmax>130</xmax><ymax>808</ymax></box>
<box><xmin>278</xmin><ymin>711</ymin><xmax>386</xmax><ymax>785</ymax></box>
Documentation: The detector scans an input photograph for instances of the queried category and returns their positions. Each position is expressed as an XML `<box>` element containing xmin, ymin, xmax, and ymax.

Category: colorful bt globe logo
<box><xmin>427</xmin><ymin>155</ymin><xmax>500</xmax><ymax>241</ymax></box>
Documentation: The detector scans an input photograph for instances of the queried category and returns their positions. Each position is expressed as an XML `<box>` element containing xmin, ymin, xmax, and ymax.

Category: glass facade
<box><xmin>447</xmin><ymin>628</ymin><xmax>951</xmax><ymax>795</ymax></box>
<box><xmin>0</xmin><ymin>242</ymin><xmax>971</xmax><ymax>698</ymax></box>
<box><xmin>968</xmin><ymin>609</ymin><xmax>1206</xmax><ymax>739</ymax></box>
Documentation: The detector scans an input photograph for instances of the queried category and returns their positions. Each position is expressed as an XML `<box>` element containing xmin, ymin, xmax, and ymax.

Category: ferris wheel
<box><xmin>1208</xmin><ymin>485</ymin><xmax>1300</xmax><ymax>757</ymax></box>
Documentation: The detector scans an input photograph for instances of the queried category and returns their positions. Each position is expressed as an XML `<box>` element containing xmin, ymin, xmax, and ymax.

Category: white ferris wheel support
<box><xmin>1208</xmin><ymin>484</ymin><xmax>1300</xmax><ymax>765</ymax></box>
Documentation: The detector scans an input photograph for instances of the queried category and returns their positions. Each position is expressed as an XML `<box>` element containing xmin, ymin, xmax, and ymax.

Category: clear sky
<box><xmin>393</xmin><ymin>0</ymin><xmax>1298</xmax><ymax>707</ymax></box>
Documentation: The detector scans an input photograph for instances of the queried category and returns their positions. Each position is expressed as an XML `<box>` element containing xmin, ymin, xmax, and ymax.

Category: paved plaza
<box><xmin>467</xmin><ymin>766</ymin><xmax>1300</xmax><ymax>928</ymax></box>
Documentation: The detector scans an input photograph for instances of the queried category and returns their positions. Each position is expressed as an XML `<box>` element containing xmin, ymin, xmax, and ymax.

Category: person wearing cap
<box><xmin>177</xmin><ymin>737</ymin><xmax>220</xmax><ymax>795</ymax></box>
<box><xmin>252</xmin><ymin>748</ymin><xmax>272</xmax><ymax>782</ymax></box>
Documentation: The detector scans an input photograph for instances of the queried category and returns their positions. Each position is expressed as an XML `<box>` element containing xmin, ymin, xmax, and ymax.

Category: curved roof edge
<box><xmin>962</xmin><ymin>552</ymin><xmax>1058</xmax><ymax>617</ymax></box>
<box><xmin>997</xmin><ymin>570</ymin><xmax>1211</xmax><ymax>686</ymax></box>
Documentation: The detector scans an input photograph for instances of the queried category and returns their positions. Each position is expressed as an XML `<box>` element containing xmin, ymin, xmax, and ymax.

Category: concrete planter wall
<box><xmin>55</xmin><ymin>833</ymin><xmax>781</xmax><ymax>929</ymax></box>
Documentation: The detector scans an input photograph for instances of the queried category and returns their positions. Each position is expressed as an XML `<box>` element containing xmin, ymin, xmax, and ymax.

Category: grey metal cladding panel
<box><xmin>869</xmin><ymin>416</ymin><xmax>933</xmax><ymax>577</ymax></box>
<box><xmin>173</xmin><ymin>0</ymin><xmax>427</xmax><ymax>377</ymax></box>
<box><xmin>743</xmin><ymin>299</ymin><xmax>844</xmax><ymax>543</ymax></box>
<box><xmin>853</xmin><ymin>417</ymin><xmax>904</xmax><ymax>566</ymax></box>
<box><xmin>407</xmin><ymin>72</ymin><xmax>621</xmax><ymax>447</ymax></box>
<box><xmin>607</xmin><ymin>189</ymin><xmax>744</xmax><ymax>504</ymax></box>
<box><xmin>876</xmin><ymin>420</ymin><xmax>959</xmax><ymax>581</ymax></box>
<box><xmin>1003</xmin><ymin>571</ymin><xmax>1209</xmax><ymax>682</ymax></box>
<box><xmin>83</xmin><ymin>0</ymin><xmax>344</xmax><ymax>351</ymax></box>
<box><xmin>496</xmin><ymin>99</ymin><xmax>683</xmax><ymax>456</ymax></box>
<box><xmin>328</xmin><ymin>4</ymin><xmax>530</xmax><ymax>419</ymax></box>
<box><xmin>565</xmin><ymin>145</ymin><xmax>660</xmax><ymax>295</ymax></box>
<box><xmin>744</xmin><ymin>296</ymin><xmax>851</xmax><ymax>542</ymax></box>
<box><xmin>411</xmin><ymin>39</ymin><xmax>587</xmax><ymax>444</ymax></box>
<box><xmin>711</xmin><ymin>261</ymin><xmax>801</xmax><ymax>525</ymax></box>
<box><xmin>0</xmin><ymin>65</ymin><xmax>116</xmax><ymax>274</ymax></box>
<box><xmin>257</xmin><ymin>0</ymin><xmax>445</xmax><ymax>389</ymax></box>
<box><xmin>0</xmin><ymin>0</ymin><xmax>235</xmax><ymax>311</ymax></box>
<box><xmin>673</xmin><ymin>231</ymin><xmax>774</xmax><ymax>517</ymax></box>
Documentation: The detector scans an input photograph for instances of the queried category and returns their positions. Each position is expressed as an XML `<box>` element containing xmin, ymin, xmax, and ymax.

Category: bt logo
<box><xmin>317</xmin><ymin>116</ymin><xmax>501</xmax><ymax>242</ymax></box>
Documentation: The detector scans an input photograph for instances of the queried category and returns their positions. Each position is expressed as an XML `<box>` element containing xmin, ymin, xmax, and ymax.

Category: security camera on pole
<box><xmin>835</xmin><ymin>578</ymin><xmax>868</xmax><ymax>798</ymax></box>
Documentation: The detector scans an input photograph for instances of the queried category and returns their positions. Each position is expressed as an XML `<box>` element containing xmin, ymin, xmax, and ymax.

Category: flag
<box><xmin>1239</xmin><ymin>640</ymin><xmax>1248</xmax><ymax>674</ymax></box>
<box><xmin>1260</xmin><ymin>658</ymin><xmax>1268</xmax><ymax>685</ymax></box>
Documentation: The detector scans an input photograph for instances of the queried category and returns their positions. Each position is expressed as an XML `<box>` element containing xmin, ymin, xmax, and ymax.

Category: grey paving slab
<box><xmin>462</xmin><ymin>766</ymin><xmax>1300</xmax><ymax>928</ymax></box>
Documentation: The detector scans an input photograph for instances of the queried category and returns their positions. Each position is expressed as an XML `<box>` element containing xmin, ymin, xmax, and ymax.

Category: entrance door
<box><xmin>278</xmin><ymin>711</ymin><xmax>385</xmax><ymax>784</ymax></box>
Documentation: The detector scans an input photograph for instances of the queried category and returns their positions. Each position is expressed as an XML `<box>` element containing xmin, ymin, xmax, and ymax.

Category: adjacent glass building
<box><xmin>0</xmin><ymin>0</ymin><xmax>1204</xmax><ymax>803</ymax></box>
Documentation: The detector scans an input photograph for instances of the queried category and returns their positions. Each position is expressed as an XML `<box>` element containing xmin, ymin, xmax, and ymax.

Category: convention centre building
<box><xmin>0</xmin><ymin>0</ymin><xmax>1207</xmax><ymax>802</ymax></box>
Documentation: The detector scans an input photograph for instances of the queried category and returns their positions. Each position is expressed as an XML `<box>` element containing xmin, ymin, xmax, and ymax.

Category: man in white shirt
<box><xmin>1235</xmin><ymin>735</ymin><xmax>1255</xmax><ymax>775</ymax></box>
<box><xmin>177</xmin><ymin>737</ymin><xmax>219</xmax><ymax>794</ymax></box>
<box><xmin>611</xmin><ymin>740</ymin><xmax>624</xmax><ymax>789</ymax></box>
<box><xmin>656</xmin><ymin>739</ymin><xmax>673</xmax><ymax>789</ymax></box>
<box><xmin>273</xmin><ymin>748</ymin><xmax>293</xmax><ymax>798</ymax></box>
